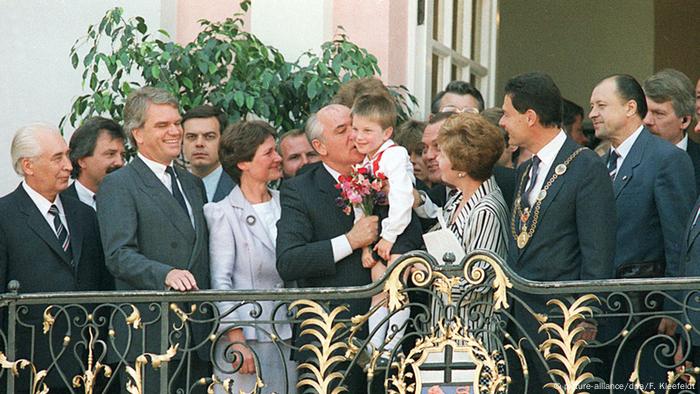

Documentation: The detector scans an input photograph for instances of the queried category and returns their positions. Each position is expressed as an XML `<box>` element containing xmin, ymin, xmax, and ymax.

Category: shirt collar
<box><xmin>202</xmin><ymin>165</ymin><xmax>223</xmax><ymax>183</ymax></box>
<box><xmin>613</xmin><ymin>125</ymin><xmax>644</xmax><ymax>160</ymax></box>
<box><xmin>22</xmin><ymin>181</ymin><xmax>64</xmax><ymax>216</ymax></box>
<box><xmin>677</xmin><ymin>134</ymin><xmax>688</xmax><ymax>151</ymax></box>
<box><xmin>74</xmin><ymin>180</ymin><xmax>96</xmax><ymax>208</ymax></box>
<box><xmin>370</xmin><ymin>139</ymin><xmax>396</xmax><ymax>159</ymax></box>
<box><xmin>202</xmin><ymin>165</ymin><xmax>223</xmax><ymax>201</ymax></box>
<box><xmin>137</xmin><ymin>152</ymin><xmax>173</xmax><ymax>178</ymax></box>
<box><xmin>322</xmin><ymin>162</ymin><xmax>342</xmax><ymax>182</ymax></box>
<box><xmin>533</xmin><ymin>130</ymin><xmax>567</xmax><ymax>168</ymax></box>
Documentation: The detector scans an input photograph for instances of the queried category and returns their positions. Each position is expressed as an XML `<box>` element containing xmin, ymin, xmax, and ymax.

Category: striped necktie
<box><xmin>607</xmin><ymin>149</ymin><xmax>619</xmax><ymax>179</ymax></box>
<box><xmin>48</xmin><ymin>205</ymin><xmax>72</xmax><ymax>257</ymax></box>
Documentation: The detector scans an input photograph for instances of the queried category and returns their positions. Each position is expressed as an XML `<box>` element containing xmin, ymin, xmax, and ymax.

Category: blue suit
<box><xmin>612</xmin><ymin>128</ymin><xmax>696</xmax><ymax>277</ymax></box>
<box><xmin>210</xmin><ymin>170</ymin><xmax>235</xmax><ymax>203</ymax></box>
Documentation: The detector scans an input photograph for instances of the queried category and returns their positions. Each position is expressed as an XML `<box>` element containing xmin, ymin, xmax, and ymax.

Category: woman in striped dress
<box><xmin>434</xmin><ymin>112</ymin><xmax>510</xmax><ymax>350</ymax></box>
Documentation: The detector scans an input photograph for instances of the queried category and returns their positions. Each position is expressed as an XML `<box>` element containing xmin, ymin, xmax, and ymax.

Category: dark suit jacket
<box><xmin>210</xmin><ymin>170</ymin><xmax>235</xmax><ymax>203</ymax></box>
<box><xmin>507</xmin><ymin>137</ymin><xmax>616</xmax><ymax>339</ymax></box>
<box><xmin>686</xmin><ymin>138</ymin><xmax>700</xmax><ymax>195</ymax></box>
<box><xmin>96</xmin><ymin>157</ymin><xmax>210</xmax><ymax>361</ymax></box>
<box><xmin>276</xmin><ymin>163</ymin><xmax>422</xmax><ymax>357</ymax></box>
<box><xmin>0</xmin><ymin>184</ymin><xmax>110</xmax><ymax>388</ymax></box>
<box><xmin>611</xmin><ymin>129</ymin><xmax>696</xmax><ymax>279</ymax></box>
<box><xmin>680</xmin><ymin>199</ymin><xmax>700</xmax><ymax>344</ymax></box>
<box><xmin>63</xmin><ymin>182</ymin><xmax>79</xmax><ymax>200</ymax></box>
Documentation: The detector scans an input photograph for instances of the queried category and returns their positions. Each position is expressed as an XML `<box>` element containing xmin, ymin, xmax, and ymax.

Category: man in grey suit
<box><xmin>499</xmin><ymin>72</ymin><xmax>616</xmax><ymax>392</ymax></box>
<box><xmin>181</xmin><ymin>104</ymin><xmax>234</xmax><ymax>202</ymax></box>
<box><xmin>591</xmin><ymin>74</ymin><xmax>696</xmax><ymax>392</ymax></box>
<box><xmin>642</xmin><ymin>69</ymin><xmax>700</xmax><ymax>194</ymax></box>
<box><xmin>97</xmin><ymin>87</ymin><xmax>211</xmax><ymax>393</ymax></box>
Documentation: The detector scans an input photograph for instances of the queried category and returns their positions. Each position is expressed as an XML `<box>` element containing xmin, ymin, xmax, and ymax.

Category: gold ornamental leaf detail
<box><xmin>42</xmin><ymin>306</ymin><xmax>56</xmax><ymax>334</ymax></box>
<box><xmin>125</xmin><ymin>305</ymin><xmax>142</xmax><ymax>329</ymax></box>
<box><xmin>463</xmin><ymin>253</ymin><xmax>512</xmax><ymax>311</ymax></box>
<box><xmin>385</xmin><ymin>256</ymin><xmax>431</xmax><ymax>311</ymax></box>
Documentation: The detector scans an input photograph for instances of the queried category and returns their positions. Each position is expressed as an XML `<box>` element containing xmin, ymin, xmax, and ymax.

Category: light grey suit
<box><xmin>204</xmin><ymin>185</ymin><xmax>295</xmax><ymax>394</ymax></box>
<box><xmin>96</xmin><ymin>156</ymin><xmax>211</xmax><ymax>362</ymax></box>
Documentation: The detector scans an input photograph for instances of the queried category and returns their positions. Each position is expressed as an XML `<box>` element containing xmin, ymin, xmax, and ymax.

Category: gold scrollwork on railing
<box><xmin>0</xmin><ymin>352</ymin><xmax>49</xmax><ymax>394</ymax></box>
<box><xmin>385</xmin><ymin>256</ymin><xmax>433</xmax><ymax>312</ymax></box>
<box><xmin>292</xmin><ymin>299</ymin><xmax>350</xmax><ymax>394</ymax></box>
<box><xmin>539</xmin><ymin>294</ymin><xmax>599</xmax><ymax>394</ymax></box>
<box><xmin>72</xmin><ymin>326</ymin><xmax>112</xmax><ymax>394</ymax></box>
<box><xmin>463</xmin><ymin>253</ymin><xmax>512</xmax><ymax>311</ymax></box>
<box><xmin>124</xmin><ymin>344</ymin><xmax>178</xmax><ymax>394</ymax></box>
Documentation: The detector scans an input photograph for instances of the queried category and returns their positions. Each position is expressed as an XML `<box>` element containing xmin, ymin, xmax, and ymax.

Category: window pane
<box><xmin>451</xmin><ymin>0</ymin><xmax>464</xmax><ymax>51</ymax></box>
<box><xmin>451</xmin><ymin>64</ymin><xmax>459</xmax><ymax>81</ymax></box>
<box><xmin>433</xmin><ymin>0</ymin><xmax>442</xmax><ymax>41</ymax></box>
<box><xmin>431</xmin><ymin>54</ymin><xmax>441</xmax><ymax>99</ymax></box>
<box><xmin>471</xmin><ymin>0</ymin><xmax>482</xmax><ymax>63</ymax></box>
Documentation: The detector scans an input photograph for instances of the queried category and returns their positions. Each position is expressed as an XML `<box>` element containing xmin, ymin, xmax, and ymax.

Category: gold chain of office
<box><xmin>510</xmin><ymin>147</ymin><xmax>587</xmax><ymax>249</ymax></box>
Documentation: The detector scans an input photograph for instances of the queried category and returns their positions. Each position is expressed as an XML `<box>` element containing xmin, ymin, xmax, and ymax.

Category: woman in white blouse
<box><xmin>204</xmin><ymin>120</ymin><xmax>296</xmax><ymax>393</ymax></box>
<box><xmin>434</xmin><ymin>113</ymin><xmax>510</xmax><ymax>349</ymax></box>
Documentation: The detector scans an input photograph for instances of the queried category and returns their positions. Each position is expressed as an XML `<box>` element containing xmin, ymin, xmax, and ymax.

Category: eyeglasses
<box><xmin>438</xmin><ymin>105</ymin><xmax>480</xmax><ymax>114</ymax></box>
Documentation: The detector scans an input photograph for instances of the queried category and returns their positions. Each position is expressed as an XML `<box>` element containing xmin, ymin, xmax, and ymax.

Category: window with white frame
<box><xmin>408</xmin><ymin>0</ymin><xmax>498</xmax><ymax>116</ymax></box>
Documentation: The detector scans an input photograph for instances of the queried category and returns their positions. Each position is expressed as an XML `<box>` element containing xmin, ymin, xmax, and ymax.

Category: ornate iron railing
<box><xmin>1</xmin><ymin>251</ymin><xmax>699</xmax><ymax>393</ymax></box>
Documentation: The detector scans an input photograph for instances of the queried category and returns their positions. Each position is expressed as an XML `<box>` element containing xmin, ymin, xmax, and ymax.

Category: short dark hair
<box><xmin>351</xmin><ymin>94</ymin><xmax>397</xmax><ymax>129</ymax></box>
<box><xmin>562</xmin><ymin>99</ymin><xmax>584</xmax><ymax>129</ymax></box>
<box><xmin>331</xmin><ymin>78</ymin><xmax>392</xmax><ymax>108</ymax></box>
<box><xmin>182</xmin><ymin>105</ymin><xmax>227</xmax><ymax>132</ymax></box>
<box><xmin>394</xmin><ymin>120</ymin><xmax>426</xmax><ymax>155</ymax></box>
<box><xmin>278</xmin><ymin>128</ymin><xmax>306</xmax><ymax>152</ymax></box>
<box><xmin>428</xmin><ymin>111</ymin><xmax>456</xmax><ymax>125</ymax></box>
<box><xmin>607</xmin><ymin>74</ymin><xmax>647</xmax><ymax>119</ymax></box>
<box><xmin>480</xmin><ymin>107</ymin><xmax>508</xmax><ymax>144</ymax></box>
<box><xmin>431</xmin><ymin>81</ymin><xmax>485</xmax><ymax>114</ymax></box>
<box><xmin>219</xmin><ymin>120</ymin><xmax>277</xmax><ymax>183</ymax></box>
<box><xmin>69</xmin><ymin>117</ymin><xmax>126</xmax><ymax>178</ymax></box>
<box><xmin>504</xmin><ymin>72</ymin><xmax>562</xmax><ymax>128</ymax></box>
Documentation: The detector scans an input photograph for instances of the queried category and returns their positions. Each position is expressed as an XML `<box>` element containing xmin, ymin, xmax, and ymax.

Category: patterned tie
<box><xmin>48</xmin><ymin>205</ymin><xmax>72</xmax><ymax>257</ymax></box>
<box><xmin>607</xmin><ymin>149</ymin><xmax>619</xmax><ymax>180</ymax></box>
<box><xmin>165</xmin><ymin>166</ymin><xmax>189</xmax><ymax>215</ymax></box>
<box><xmin>522</xmin><ymin>155</ymin><xmax>541</xmax><ymax>209</ymax></box>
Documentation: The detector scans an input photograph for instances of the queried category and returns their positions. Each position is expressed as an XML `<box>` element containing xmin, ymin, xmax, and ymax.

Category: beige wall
<box><xmin>496</xmin><ymin>0</ymin><xmax>655</xmax><ymax>111</ymax></box>
<box><xmin>653</xmin><ymin>0</ymin><xmax>700</xmax><ymax>84</ymax></box>
<box><xmin>176</xmin><ymin>0</ymin><xmax>249</xmax><ymax>44</ymax></box>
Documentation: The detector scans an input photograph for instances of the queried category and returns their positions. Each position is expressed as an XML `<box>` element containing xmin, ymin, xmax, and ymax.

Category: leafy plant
<box><xmin>61</xmin><ymin>6</ymin><xmax>417</xmax><ymax>135</ymax></box>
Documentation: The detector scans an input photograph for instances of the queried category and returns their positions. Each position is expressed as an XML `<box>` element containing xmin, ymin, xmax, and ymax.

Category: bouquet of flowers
<box><xmin>335</xmin><ymin>165</ymin><xmax>388</xmax><ymax>216</ymax></box>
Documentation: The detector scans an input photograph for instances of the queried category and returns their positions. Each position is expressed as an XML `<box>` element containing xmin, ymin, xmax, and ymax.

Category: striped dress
<box><xmin>434</xmin><ymin>176</ymin><xmax>510</xmax><ymax>350</ymax></box>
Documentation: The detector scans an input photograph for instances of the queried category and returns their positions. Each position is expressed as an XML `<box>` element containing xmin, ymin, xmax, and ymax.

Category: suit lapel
<box><xmin>16</xmin><ymin>187</ymin><xmax>73</xmax><ymax>266</ymax></box>
<box><xmin>131</xmin><ymin>158</ymin><xmax>195</xmax><ymax>239</ymax></box>
<box><xmin>176</xmin><ymin>166</ymin><xmax>207</xmax><ymax>269</ymax></box>
<box><xmin>316</xmin><ymin>166</ymin><xmax>355</xmax><ymax>228</ymax></box>
<box><xmin>687</xmin><ymin>201</ymin><xmax>700</xmax><ymax>250</ymax></box>
<box><xmin>613</xmin><ymin>129</ymin><xmax>647</xmax><ymax>199</ymax></box>
<box><xmin>213</xmin><ymin>171</ymin><xmax>235</xmax><ymax>202</ymax></box>
<box><xmin>228</xmin><ymin>187</ymin><xmax>275</xmax><ymax>252</ymax></box>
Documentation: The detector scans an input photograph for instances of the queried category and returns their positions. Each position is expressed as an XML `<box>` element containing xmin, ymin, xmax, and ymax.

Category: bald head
<box><xmin>305</xmin><ymin>104</ymin><xmax>360</xmax><ymax>174</ymax></box>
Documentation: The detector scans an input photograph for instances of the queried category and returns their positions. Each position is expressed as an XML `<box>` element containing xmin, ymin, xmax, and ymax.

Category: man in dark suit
<box><xmin>278</xmin><ymin>128</ymin><xmax>321</xmax><ymax>178</ymax></box>
<box><xmin>97</xmin><ymin>87</ymin><xmax>211</xmax><ymax>393</ymax></box>
<box><xmin>591</xmin><ymin>74</ymin><xmax>696</xmax><ymax>391</ymax></box>
<box><xmin>277</xmin><ymin>103</ymin><xmax>422</xmax><ymax>392</ymax></box>
<box><xmin>0</xmin><ymin>123</ymin><xmax>111</xmax><ymax>393</ymax></box>
<box><xmin>642</xmin><ymin>69</ymin><xmax>700</xmax><ymax>193</ymax></box>
<box><xmin>181</xmin><ymin>104</ymin><xmax>234</xmax><ymax>202</ymax></box>
<box><xmin>499</xmin><ymin>72</ymin><xmax>617</xmax><ymax>392</ymax></box>
<box><xmin>64</xmin><ymin>117</ymin><xmax>126</xmax><ymax>209</ymax></box>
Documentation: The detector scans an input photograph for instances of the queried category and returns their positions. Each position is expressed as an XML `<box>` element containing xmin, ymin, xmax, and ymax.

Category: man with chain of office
<box><xmin>497</xmin><ymin>72</ymin><xmax>616</xmax><ymax>392</ymax></box>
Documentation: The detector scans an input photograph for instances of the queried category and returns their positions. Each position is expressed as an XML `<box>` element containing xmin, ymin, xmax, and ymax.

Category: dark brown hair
<box><xmin>219</xmin><ymin>120</ymin><xmax>277</xmax><ymax>183</ymax></box>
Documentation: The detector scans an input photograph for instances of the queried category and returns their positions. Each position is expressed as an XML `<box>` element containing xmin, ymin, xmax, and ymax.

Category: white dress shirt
<box><xmin>322</xmin><ymin>163</ymin><xmax>354</xmax><ymax>263</ymax></box>
<box><xmin>677</xmin><ymin>134</ymin><xmax>688</xmax><ymax>151</ymax></box>
<box><xmin>526</xmin><ymin>130</ymin><xmax>567</xmax><ymax>207</ymax></box>
<box><xmin>609</xmin><ymin>125</ymin><xmax>644</xmax><ymax>173</ymax></box>
<box><xmin>74</xmin><ymin>179</ymin><xmax>96</xmax><ymax>210</ymax></box>
<box><xmin>138</xmin><ymin>153</ymin><xmax>194</xmax><ymax>226</ymax></box>
<box><xmin>22</xmin><ymin>181</ymin><xmax>70</xmax><ymax>235</ymax></box>
<box><xmin>202</xmin><ymin>165</ymin><xmax>223</xmax><ymax>203</ymax></box>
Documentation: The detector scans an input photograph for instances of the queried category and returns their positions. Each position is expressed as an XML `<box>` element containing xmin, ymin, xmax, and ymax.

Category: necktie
<box><xmin>607</xmin><ymin>149</ymin><xmax>619</xmax><ymax>179</ymax></box>
<box><xmin>522</xmin><ymin>155</ymin><xmax>541</xmax><ymax>209</ymax></box>
<box><xmin>165</xmin><ymin>166</ymin><xmax>189</xmax><ymax>215</ymax></box>
<box><xmin>48</xmin><ymin>205</ymin><xmax>72</xmax><ymax>258</ymax></box>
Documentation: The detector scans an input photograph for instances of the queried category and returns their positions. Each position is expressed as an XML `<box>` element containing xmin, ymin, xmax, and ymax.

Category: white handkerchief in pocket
<box><xmin>422</xmin><ymin>208</ymin><xmax>465</xmax><ymax>265</ymax></box>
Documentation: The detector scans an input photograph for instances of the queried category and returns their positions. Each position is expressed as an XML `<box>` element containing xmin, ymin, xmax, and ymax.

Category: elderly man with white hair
<box><xmin>0</xmin><ymin>123</ymin><xmax>111</xmax><ymax>393</ymax></box>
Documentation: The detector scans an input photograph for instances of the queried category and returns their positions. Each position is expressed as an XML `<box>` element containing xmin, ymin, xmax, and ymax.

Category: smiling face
<box><xmin>589</xmin><ymin>78</ymin><xmax>631</xmax><ymax>142</ymax></box>
<box><xmin>182</xmin><ymin>116</ymin><xmax>221</xmax><ymax>175</ymax></box>
<box><xmin>132</xmin><ymin>103</ymin><xmax>183</xmax><ymax>165</ymax></box>
<box><xmin>498</xmin><ymin>95</ymin><xmax>530</xmax><ymax>149</ymax></box>
<box><xmin>421</xmin><ymin>120</ymin><xmax>445</xmax><ymax>184</ymax></box>
<box><xmin>237</xmin><ymin>135</ymin><xmax>282</xmax><ymax>183</ymax></box>
<box><xmin>351</xmin><ymin>115</ymin><xmax>392</xmax><ymax>156</ymax></box>
<box><xmin>23</xmin><ymin>130</ymin><xmax>73</xmax><ymax>201</ymax></box>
